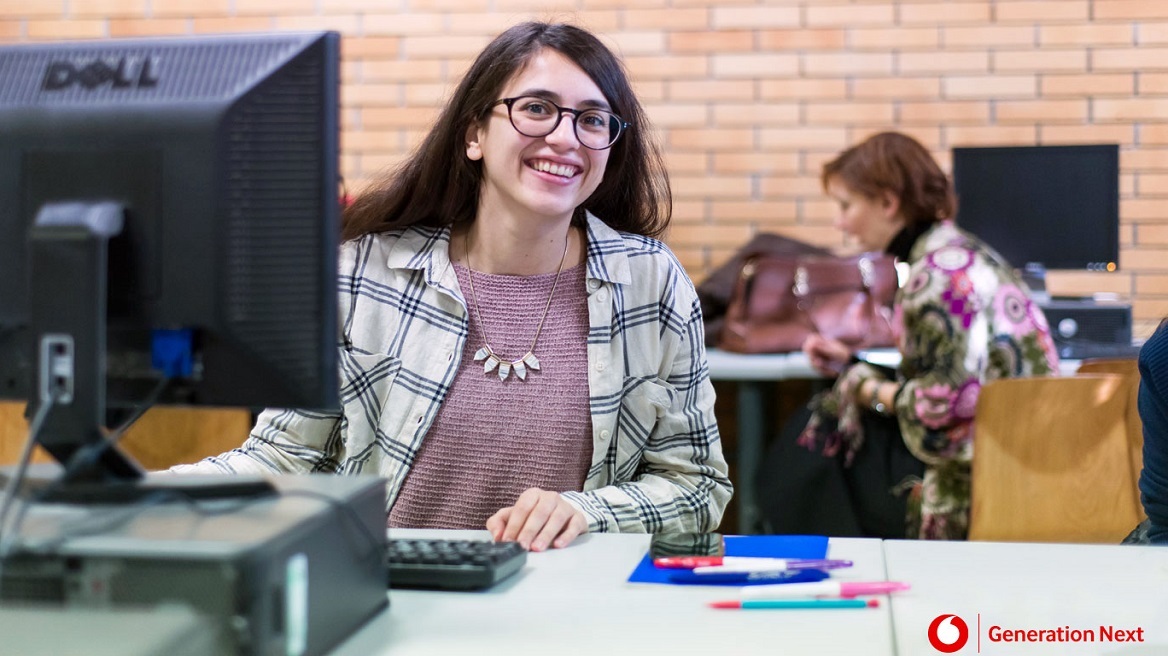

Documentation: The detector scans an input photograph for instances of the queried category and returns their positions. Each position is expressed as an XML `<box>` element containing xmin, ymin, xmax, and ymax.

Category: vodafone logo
<box><xmin>929</xmin><ymin>614</ymin><xmax>970</xmax><ymax>653</ymax></box>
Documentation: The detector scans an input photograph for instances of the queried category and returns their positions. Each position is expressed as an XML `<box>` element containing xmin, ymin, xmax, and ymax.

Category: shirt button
<box><xmin>600</xmin><ymin>430</ymin><xmax>611</xmax><ymax>440</ymax></box>
<box><xmin>587</xmin><ymin>279</ymin><xmax>601</xmax><ymax>291</ymax></box>
<box><xmin>596</xmin><ymin>289</ymin><xmax>608</xmax><ymax>302</ymax></box>
<box><xmin>594</xmin><ymin>361</ymin><xmax>606</xmax><ymax>372</ymax></box>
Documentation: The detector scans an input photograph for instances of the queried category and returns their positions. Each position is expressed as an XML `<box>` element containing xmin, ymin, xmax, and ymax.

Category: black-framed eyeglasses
<box><xmin>492</xmin><ymin>96</ymin><xmax>628</xmax><ymax>150</ymax></box>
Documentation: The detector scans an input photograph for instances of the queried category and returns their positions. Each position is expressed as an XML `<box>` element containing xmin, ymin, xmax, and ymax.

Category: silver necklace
<box><xmin>465</xmin><ymin>229</ymin><xmax>570</xmax><ymax>381</ymax></box>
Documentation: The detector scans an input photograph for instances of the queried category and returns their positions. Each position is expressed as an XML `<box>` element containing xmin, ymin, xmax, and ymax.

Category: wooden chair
<box><xmin>1076</xmin><ymin>358</ymin><xmax>1144</xmax><ymax>492</ymax></box>
<box><xmin>0</xmin><ymin>401</ymin><xmax>251</xmax><ymax>470</ymax></box>
<box><xmin>969</xmin><ymin>374</ymin><xmax>1146</xmax><ymax>543</ymax></box>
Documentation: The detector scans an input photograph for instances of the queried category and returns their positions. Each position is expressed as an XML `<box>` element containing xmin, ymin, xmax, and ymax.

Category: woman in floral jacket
<box><xmin>796</xmin><ymin>132</ymin><xmax>1060</xmax><ymax>540</ymax></box>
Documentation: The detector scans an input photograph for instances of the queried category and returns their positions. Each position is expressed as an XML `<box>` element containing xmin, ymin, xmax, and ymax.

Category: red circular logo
<box><xmin>928</xmin><ymin>614</ymin><xmax>970</xmax><ymax>653</ymax></box>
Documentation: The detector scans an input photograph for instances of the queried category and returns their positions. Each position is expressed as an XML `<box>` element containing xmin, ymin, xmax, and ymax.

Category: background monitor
<box><xmin>0</xmin><ymin>32</ymin><xmax>340</xmax><ymax>488</ymax></box>
<box><xmin>951</xmin><ymin>143</ymin><xmax>1120</xmax><ymax>284</ymax></box>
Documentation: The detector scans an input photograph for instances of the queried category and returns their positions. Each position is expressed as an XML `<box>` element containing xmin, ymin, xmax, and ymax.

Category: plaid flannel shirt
<box><xmin>174</xmin><ymin>213</ymin><xmax>732</xmax><ymax>533</ymax></box>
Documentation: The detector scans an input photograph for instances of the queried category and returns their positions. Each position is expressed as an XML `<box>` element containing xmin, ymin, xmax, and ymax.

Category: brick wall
<box><xmin>5</xmin><ymin>0</ymin><xmax>1168</xmax><ymax>336</ymax></box>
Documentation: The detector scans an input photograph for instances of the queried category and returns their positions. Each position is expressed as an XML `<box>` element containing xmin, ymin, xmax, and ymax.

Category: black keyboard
<box><xmin>1058</xmin><ymin>341</ymin><xmax>1142</xmax><ymax>361</ymax></box>
<box><xmin>386</xmin><ymin>538</ymin><xmax>527</xmax><ymax>590</ymax></box>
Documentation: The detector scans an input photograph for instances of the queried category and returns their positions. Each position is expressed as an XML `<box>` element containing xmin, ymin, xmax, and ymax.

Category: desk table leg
<box><xmin>736</xmin><ymin>381</ymin><xmax>770</xmax><ymax>535</ymax></box>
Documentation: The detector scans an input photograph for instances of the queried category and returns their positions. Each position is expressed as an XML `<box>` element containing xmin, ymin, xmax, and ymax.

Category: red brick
<box><xmin>191</xmin><ymin>17</ymin><xmax>271</xmax><ymax>32</ymax></box>
<box><xmin>946</xmin><ymin>125</ymin><xmax>1038</xmax><ymax>146</ymax></box>
<box><xmin>234</xmin><ymin>0</ymin><xmax>315</xmax><ymax>14</ymax></box>
<box><xmin>69</xmin><ymin>0</ymin><xmax>146</xmax><ymax>18</ymax></box>
<box><xmin>760</xmin><ymin>175</ymin><xmax>826</xmax><ymax>198</ymax></box>
<box><xmin>668</xmin><ymin>224</ymin><xmax>755</xmax><ymax>248</ymax></box>
<box><xmin>0</xmin><ymin>0</ymin><xmax>62</xmax><ymax>18</ymax></box>
<box><xmin>944</xmin><ymin>75</ymin><xmax>1037</xmax><ymax>99</ymax></box>
<box><xmin>1041</xmin><ymin>124</ymin><xmax>1134</xmax><ymax>145</ymax></box>
<box><xmin>996</xmin><ymin>1</ymin><xmax>1089</xmax><ymax>22</ymax></box>
<box><xmin>25</xmin><ymin>20</ymin><xmax>106</xmax><ymax>39</ymax></box>
<box><xmin>1095</xmin><ymin>98</ymin><xmax>1168</xmax><ymax>122</ymax></box>
<box><xmin>806</xmin><ymin>3</ymin><xmax>895</xmax><ymax>27</ymax></box>
<box><xmin>710</xmin><ymin>200</ymin><xmax>800</xmax><ymax>222</ymax></box>
<box><xmin>671</xmin><ymin>175</ymin><xmax>753</xmax><ymax>199</ymax></box>
<box><xmin>805</xmin><ymin>101</ymin><xmax>895</xmax><ymax>125</ymax></box>
<box><xmin>712</xmin><ymin>6</ymin><xmax>799</xmax><ymax>29</ymax></box>
<box><xmin>900</xmin><ymin>101</ymin><xmax>990</xmax><ymax>124</ymax></box>
<box><xmin>760</xmin><ymin>78</ymin><xmax>849</xmax><ymax>101</ymax></box>
<box><xmin>665</xmin><ymin>152</ymin><xmax>708</xmax><ymax>175</ymax></box>
<box><xmin>1041</xmin><ymin>23</ymin><xmax>1132</xmax><ymax>46</ymax></box>
<box><xmin>995</xmin><ymin>99</ymin><xmax>1088</xmax><ymax>123</ymax></box>
<box><xmin>758</xmin><ymin>29</ymin><xmax>847</xmax><ymax>51</ymax></box>
<box><xmin>900</xmin><ymin>2</ymin><xmax>991</xmax><ymax>24</ymax></box>
<box><xmin>109</xmin><ymin>19</ymin><xmax>189</xmax><ymax>36</ymax></box>
<box><xmin>153</xmin><ymin>0</ymin><xmax>230</xmax><ymax>17</ymax></box>
<box><xmin>671</xmin><ymin>129</ymin><xmax>754</xmax><ymax>151</ymax></box>
<box><xmin>626</xmin><ymin>55</ymin><xmax>708</xmax><ymax>79</ymax></box>
<box><xmin>1094</xmin><ymin>48</ymin><xmax>1168</xmax><ymax>72</ymax></box>
<box><xmin>900</xmin><ymin>51</ymin><xmax>988</xmax><ymax>75</ymax></box>
<box><xmin>626</xmin><ymin>8</ymin><xmax>709</xmax><ymax>30</ymax></box>
<box><xmin>760</xmin><ymin>127</ymin><xmax>849</xmax><ymax>150</ymax></box>
<box><xmin>712</xmin><ymin>154</ymin><xmax>800</xmax><ymax>175</ymax></box>
<box><xmin>711</xmin><ymin>54</ymin><xmax>798</xmax><ymax>78</ymax></box>
<box><xmin>1095</xmin><ymin>0</ymin><xmax>1168</xmax><ymax>20</ymax></box>
<box><xmin>804</xmin><ymin>52</ymin><xmax>894</xmax><ymax>77</ymax></box>
<box><xmin>1041</xmin><ymin>74</ymin><xmax>1133</xmax><ymax>97</ymax></box>
<box><xmin>945</xmin><ymin>25</ymin><xmax>1033</xmax><ymax>48</ymax></box>
<box><xmin>851</xmin><ymin>27</ymin><xmax>940</xmax><ymax>50</ymax></box>
<box><xmin>644</xmin><ymin>104</ymin><xmax>708</xmax><ymax>127</ymax></box>
<box><xmin>669</xmin><ymin>80</ymin><xmax>755</xmax><ymax>102</ymax></box>
<box><xmin>669</xmin><ymin>30</ymin><xmax>753</xmax><ymax>53</ymax></box>
<box><xmin>1124</xmin><ymin>149</ymin><xmax>1168</xmax><ymax>171</ymax></box>
<box><xmin>602</xmin><ymin>31</ymin><xmax>666</xmax><ymax>56</ymax></box>
<box><xmin>711</xmin><ymin>103</ymin><xmax>800</xmax><ymax>126</ymax></box>
<box><xmin>994</xmin><ymin>49</ymin><xmax>1087</xmax><ymax>73</ymax></box>
<box><xmin>852</xmin><ymin>77</ymin><xmax>941</xmax><ymax>100</ymax></box>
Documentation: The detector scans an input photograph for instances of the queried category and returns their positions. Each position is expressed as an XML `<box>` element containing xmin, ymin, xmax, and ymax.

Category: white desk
<box><xmin>706</xmin><ymin>348</ymin><xmax>1082</xmax><ymax>534</ymax></box>
<box><xmin>884</xmin><ymin>540</ymin><xmax>1168</xmax><ymax>655</ymax></box>
<box><xmin>334</xmin><ymin>530</ymin><xmax>894</xmax><ymax>656</ymax></box>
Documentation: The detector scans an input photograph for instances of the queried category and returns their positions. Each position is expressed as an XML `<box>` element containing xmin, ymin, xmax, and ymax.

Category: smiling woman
<box><xmin>171</xmin><ymin>22</ymin><xmax>732</xmax><ymax>552</ymax></box>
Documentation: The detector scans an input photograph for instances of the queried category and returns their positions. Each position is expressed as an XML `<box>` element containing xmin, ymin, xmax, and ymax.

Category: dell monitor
<box><xmin>951</xmin><ymin>144</ymin><xmax>1121</xmax><ymax>300</ymax></box>
<box><xmin>0</xmin><ymin>31</ymin><xmax>341</xmax><ymax>496</ymax></box>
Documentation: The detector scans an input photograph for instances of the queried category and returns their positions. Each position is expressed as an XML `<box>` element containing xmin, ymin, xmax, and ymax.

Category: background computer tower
<box><xmin>1039</xmin><ymin>299</ymin><xmax>1133</xmax><ymax>348</ymax></box>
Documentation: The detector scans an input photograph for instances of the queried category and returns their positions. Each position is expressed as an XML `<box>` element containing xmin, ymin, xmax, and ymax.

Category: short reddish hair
<box><xmin>821</xmin><ymin>132</ymin><xmax>956</xmax><ymax>226</ymax></box>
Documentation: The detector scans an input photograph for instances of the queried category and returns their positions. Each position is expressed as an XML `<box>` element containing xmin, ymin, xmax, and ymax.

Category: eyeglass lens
<box><xmin>506</xmin><ymin>96</ymin><xmax>622</xmax><ymax>149</ymax></box>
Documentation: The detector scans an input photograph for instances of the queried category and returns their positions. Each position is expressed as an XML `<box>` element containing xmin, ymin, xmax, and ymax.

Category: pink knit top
<box><xmin>388</xmin><ymin>261</ymin><xmax>593</xmax><ymax>529</ymax></box>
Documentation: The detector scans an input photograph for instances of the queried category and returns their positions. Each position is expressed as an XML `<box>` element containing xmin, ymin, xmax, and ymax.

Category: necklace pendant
<box><xmin>472</xmin><ymin>345</ymin><xmax>539</xmax><ymax>382</ymax></box>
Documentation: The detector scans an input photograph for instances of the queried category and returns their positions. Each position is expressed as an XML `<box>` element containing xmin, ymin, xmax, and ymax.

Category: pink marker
<box><xmin>740</xmin><ymin>581</ymin><xmax>910</xmax><ymax>600</ymax></box>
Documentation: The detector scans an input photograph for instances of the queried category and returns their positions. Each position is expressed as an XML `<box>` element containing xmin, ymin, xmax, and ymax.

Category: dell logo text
<box><xmin>41</xmin><ymin>57</ymin><xmax>159</xmax><ymax>91</ymax></box>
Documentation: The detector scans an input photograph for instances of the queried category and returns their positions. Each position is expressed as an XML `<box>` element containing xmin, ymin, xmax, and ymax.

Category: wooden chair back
<box><xmin>1076</xmin><ymin>358</ymin><xmax>1144</xmax><ymax>492</ymax></box>
<box><xmin>969</xmin><ymin>374</ymin><xmax>1145</xmax><ymax>543</ymax></box>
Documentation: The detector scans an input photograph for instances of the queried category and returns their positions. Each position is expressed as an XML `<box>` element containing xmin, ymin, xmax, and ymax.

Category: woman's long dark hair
<box><xmin>341</xmin><ymin>22</ymin><xmax>671</xmax><ymax>242</ymax></box>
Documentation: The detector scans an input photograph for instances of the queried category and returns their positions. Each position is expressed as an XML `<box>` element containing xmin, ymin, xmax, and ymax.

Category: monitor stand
<box><xmin>23</xmin><ymin>200</ymin><xmax>275</xmax><ymax>505</ymax></box>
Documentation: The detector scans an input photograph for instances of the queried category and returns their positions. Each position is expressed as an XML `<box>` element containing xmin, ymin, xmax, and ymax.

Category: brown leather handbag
<box><xmin>718</xmin><ymin>252</ymin><xmax>899</xmax><ymax>354</ymax></box>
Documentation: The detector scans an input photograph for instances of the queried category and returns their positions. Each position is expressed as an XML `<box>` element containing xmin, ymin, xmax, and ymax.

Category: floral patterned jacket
<box><xmin>802</xmin><ymin>221</ymin><xmax>1060</xmax><ymax>539</ymax></box>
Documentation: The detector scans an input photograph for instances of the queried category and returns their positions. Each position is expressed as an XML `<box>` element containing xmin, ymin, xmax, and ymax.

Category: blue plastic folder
<box><xmin>627</xmin><ymin>535</ymin><xmax>831</xmax><ymax>586</ymax></box>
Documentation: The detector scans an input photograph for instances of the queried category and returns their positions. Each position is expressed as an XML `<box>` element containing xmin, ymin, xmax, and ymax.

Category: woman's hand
<box><xmin>803</xmin><ymin>334</ymin><xmax>852</xmax><ymax>377</ymax></box>
<box><xmin>486</xmin><ymin>487</ymin><xmax>589</xmax><ymax>551</ymax></box>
